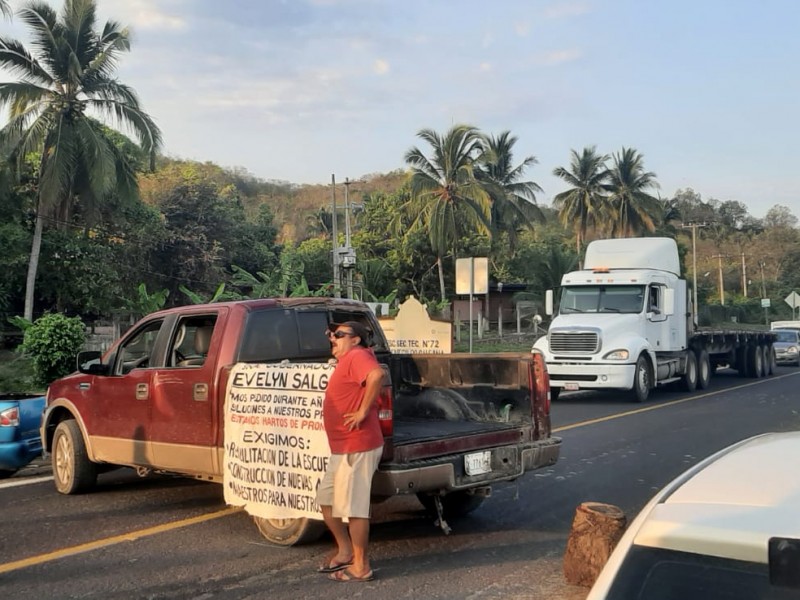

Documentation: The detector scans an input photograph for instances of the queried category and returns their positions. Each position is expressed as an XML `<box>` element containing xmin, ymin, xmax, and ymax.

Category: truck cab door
<box><xmin>89</xmin><ymin>318</ymin><xmax>165</xmax><ymax>466</ymax></box>
<box><xmin>149</xmin><ymin>310</ymin><xmax>225</xmax><ymax>475</ymax></box>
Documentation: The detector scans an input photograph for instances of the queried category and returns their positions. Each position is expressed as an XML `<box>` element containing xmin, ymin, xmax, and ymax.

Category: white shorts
<box><xmin>316</xmin><ymin>446</ymin><xmax>383</xmax><ymax>519</ymax></box>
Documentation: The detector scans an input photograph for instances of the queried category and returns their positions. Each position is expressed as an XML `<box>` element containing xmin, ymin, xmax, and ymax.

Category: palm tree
<box><xmin>0</xmin><ymin>0</ymin><xmax>162</xmax><ymax>320</ymax></box>
<box><xmin>403</xmin><ymin>124</ymin><xmax>492</xmax><ymax>301</ymax></box>
<box><xmin>477</xmin><ymin>131</ymin><xmax>543</xmax><ymax>248</ymax></box>
<box><xmin>552</xmin><ymin>146</ymin><xmax>609</xmax><ymax>262</ymax></box>
<box><xmin>605</xmin><ymin>147</ymin><xmax>660</xmax><ymax>237</ymax></box>
<box><xmin>0</xmin><ymin>1</ymin><xmax>12</xmax><ymax>19</ymax></box>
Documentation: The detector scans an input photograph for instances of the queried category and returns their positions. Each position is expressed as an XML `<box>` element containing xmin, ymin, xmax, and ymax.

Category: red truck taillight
<box><xmin>531</xmin><ymin>349</ymin><xmax>551</xmax><ymax>416</ymax></box>
<box><xmin>377</xmin><ymin>365</ymin><xmax>393</xmax><ymax>438</ymax></box>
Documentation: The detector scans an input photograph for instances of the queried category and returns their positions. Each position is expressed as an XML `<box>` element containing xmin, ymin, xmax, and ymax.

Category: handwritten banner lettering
<box><xmin>223</xmin><ymin>362</ymin><xmax>334</xmax><ymax>520</ymax></box>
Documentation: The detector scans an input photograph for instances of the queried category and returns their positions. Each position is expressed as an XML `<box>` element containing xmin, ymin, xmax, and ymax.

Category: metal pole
<box><xmin>344</xmin><ymin>178</ymin><xmax>353</xmax><ymax>299</ymax></box>
<box><xmin>692</xmin><ymin>226</ymin><xmax>698</xmax><ymax>325</ymax></box>
<box><xmin>760</xmin><ymin>260</ymin><xmax>768</xmax><ymax>326</ymax></box>
<box><xmin>469</xmin><ymin>257</ymin><xmax>474</xmax><ymax>354</ymax></box>
<box><xmin>331</xmin><ymin>174</ymin><xmax>340</xmax><ymax>298</ymax></box>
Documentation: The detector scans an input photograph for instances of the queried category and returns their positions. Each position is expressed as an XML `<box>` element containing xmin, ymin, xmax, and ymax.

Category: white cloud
<box><xmin>534</xmin><ymin>48</ymin><xmax>582</xmax><ymax>66</ymax></box>
<box><xmin>373</xmin><ymin>59</ymin><xmax>390</xmax><ymax>75</ymax></box>
<box><xmin>544</xmin><ymin>1</ymin><xmax>592</xmax><ymax>19</ymax></box>
<box><xmin>101</xmin><ymin>0</ymin><xmax>187</xmax><ymax>32</ymax></box>
<box><xmin>514</xmin><ymin>21</ymin><xmax>531</xmax><ymax>37</ymax></box>
<box><xmin>478</xmin><ymin>61</ymin><xmax>492</xmax><ymax>73</ymax></box>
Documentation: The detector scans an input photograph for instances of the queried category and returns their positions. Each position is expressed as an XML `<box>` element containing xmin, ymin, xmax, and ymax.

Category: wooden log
<box><xmin>563</xmin><ymin>502</ymin><xmax>627</xmax><ymax>587</ymax></box>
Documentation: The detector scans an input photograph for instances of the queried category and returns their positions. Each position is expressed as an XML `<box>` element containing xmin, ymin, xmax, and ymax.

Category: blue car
<box><xmin>0</xmin><ymin>393</ymin><xmax>46</xmax><ymax>478</ymax></box>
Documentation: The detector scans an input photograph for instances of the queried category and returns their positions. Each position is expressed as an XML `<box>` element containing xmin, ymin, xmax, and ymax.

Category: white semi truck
<box><xmin>533</xmin><ymin>237</ymin><xmax>776</xmax><ymax>402</ymax></box>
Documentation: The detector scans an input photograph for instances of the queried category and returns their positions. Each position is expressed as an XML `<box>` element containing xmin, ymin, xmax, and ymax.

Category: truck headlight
<box><xmin>603</xmin><ymin>349</ymin><xmax>630</xmax><ymax>360</ymax></box>
<box><xmin>788</xmin><ymin>346</ymin><xmax>799</xmax><ymax>355</ymax></box>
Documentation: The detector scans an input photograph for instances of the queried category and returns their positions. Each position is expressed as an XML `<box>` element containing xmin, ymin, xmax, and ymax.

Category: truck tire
<box><xmin>696</xmin><ymin>349</ymin><xmax>711</xmax><ymax>389</ymax></box>
<box><xmin>252</xmin><ymin>516</ymin><xmax>326</xmax><ymax>546</ymax></box>
<box><xmin>53</xmin><ymin>420</ymin><xmax>98</xmax><ymax>494</ymax></box>
<box><xmin>746</xmin><ymin>345</ymin><xmax>764</xmax><ymax>378</ymax></box>
<box><xmin>630</xmin><ymin>354</ymin><xmax>650</xmax><ymax>403</ymax></box>
<box><xmin>417</xmin><ymin>491</ymin><xmax>486</xmax><ymax>518</ymax></box>
<box><xmin>550</xmin><ymin>387</ymin><xmax>561</xmax><ymax>402</ymax></box>
<box><xmin>681</xmin><ymin>351</ymin><xmax>698</xmax><ymax>392</ymax></box>
<box><xmin>0</xmin><ymin>469</ymin><xmax>17</xmax><ymax>479</ymax></box>
<box><xmin>762</xmin><ymin>345</ymin><xmax>773</xmax><ymax>376</ymax></box>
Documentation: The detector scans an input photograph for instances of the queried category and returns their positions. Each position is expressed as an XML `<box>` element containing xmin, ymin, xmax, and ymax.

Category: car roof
<box><xmin>632</xmin><ymin>432</ymin><xmax>800</xmax><ymax>564</ymax></box>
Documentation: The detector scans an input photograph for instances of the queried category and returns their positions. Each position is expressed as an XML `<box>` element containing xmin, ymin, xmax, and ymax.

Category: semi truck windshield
<box><xmin>560</xmin><ymin>285</ymin><xmax>645</xmax><ymax>314</ymax></box>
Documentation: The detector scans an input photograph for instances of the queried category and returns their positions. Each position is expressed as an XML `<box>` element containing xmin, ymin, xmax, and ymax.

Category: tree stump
<box><xmin>563</xmin><ymin>502</ymin><xmax>627</xmax><ymax>587</ymax></box>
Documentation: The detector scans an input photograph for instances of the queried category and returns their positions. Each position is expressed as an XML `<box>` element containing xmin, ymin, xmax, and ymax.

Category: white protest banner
<box><xmin>223</xmin><ymin>362</ymin><xmax>334</xmax><ymax>520</ymax></box>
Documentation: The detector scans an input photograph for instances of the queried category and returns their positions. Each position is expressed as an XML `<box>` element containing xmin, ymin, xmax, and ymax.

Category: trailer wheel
<box><xmin>746</xmin><ymin>345</ymin><xmax>764</xmax><ymax>378</ymax></box>
<box><xmin>762</xmin><ymin>345</ymin><xmax>773</xmax><ymax>376</ymax></box>
<box><xmin>550</xmin><ymin>387</ymin><xmax>561</xmax><ymax>402</ymax></box>
<box><xmin>252</xmin><ymin>517</ymin><xmax>325</xmax><ymax>546</ymax></box>
<box><xmin>681</xmin><ymin>351</ymin><xmax>698</xmax><ymax>392</ymax></box>
<box><xmin>630</xmin><ymin>354</ymin><xmax>650</xmax><ymax>403</ymax></box>
<box><xmin>696</xmin><ymin>349</ymin><xmax>711</xmax><ymax>389</ymax></box>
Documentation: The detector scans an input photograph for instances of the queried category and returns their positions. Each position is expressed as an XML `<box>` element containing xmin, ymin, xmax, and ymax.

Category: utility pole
<box><xmin>711</xmin><ymin>253</ymin><xmax>727</xmax><ymax>305</ymax></box>
<box><xmin>330</xmin><ymin>174</ymin><xmax>340</xmax><ymax>298</ymax></box>
<box><xmin>343</xmin><ymin>178</ymin><xmax>355</xmax><ymax>299</ymax></box>
<box><xmin>681</xmin><ymin>223</ymin><xmax>707</xmax><ymax>324</ymax></box>
<box><xmin>740</xmin><ymin>252</ymin><xmax>748</xmax><ymax>298</ymax></box>
<box><xmin>759</xmin><ymin>260</ymin><xmax>768</xmax><ymax>326</ymax></box>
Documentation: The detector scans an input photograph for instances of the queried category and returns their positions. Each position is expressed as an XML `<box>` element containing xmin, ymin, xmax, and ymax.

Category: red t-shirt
<box><xmin>323</xmin><ymin>346</ymin><xmax>384</xmax><ymax>454</ymax></box>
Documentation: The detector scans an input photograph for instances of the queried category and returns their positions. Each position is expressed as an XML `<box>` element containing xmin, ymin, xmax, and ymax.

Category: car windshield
<box><xmin>559</xmin><ymin>285</ymin><xmax>645</xmax><ymax>314</ymax></box>
<box><xmin>605</xmin><ymin>545</ymin><xmax>796</xmax><ymax>600</ymax></box>
<box><xmin>775</xmin><ymin>331</ymin><xmax>798</xmax><ymax>343</ymax></box>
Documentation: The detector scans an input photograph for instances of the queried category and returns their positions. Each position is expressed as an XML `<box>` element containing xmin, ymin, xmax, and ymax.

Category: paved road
<box><xmin>2</xmin><ymin>367</ymin><xmax>799</xmax><ymax>599</ymax></box>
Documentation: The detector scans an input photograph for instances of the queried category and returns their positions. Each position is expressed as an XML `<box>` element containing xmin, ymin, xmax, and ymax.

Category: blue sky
<box><xmin>2</xmin><ymin>0</ymin><xmax>799</xmax><ymax>219</ymax></box>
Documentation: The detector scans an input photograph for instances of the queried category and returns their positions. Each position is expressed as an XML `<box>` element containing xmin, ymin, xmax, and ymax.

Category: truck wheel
<box><xmin>681</xmin><ymin>351</ymin><xmax>698</xmax><ymax>392</ymax></box>
<box><xmin>417</xmin><ymin>491</ymin><xmax>486</xmax><ymax>518</ymax></box>
<box><xmin>696</xmin><ymin>349</ymin><xmax>711</xmax><ymax>389</ymax></box>
<box><xmin>0</xmin><ymin>469</ymin><xmax>17</xmax><ymax>479</ymax></box>
<box><xmin>630</xmin><ymin>355</ymin><xmax>650</xmax><ymax>403</ymax></box>
<box><xmin>550</xmin><ymin>387</ymin><xmax>561</xmax><ymax>402</ymax></box>
<box><xmin>252</xmin><ymin>516</ymin><xmax>325</xmax><ymax>546</ymax></box>
<box><xmin>53</xmin><ymin>420</ymin><xmax>97</xmax><ymax>494</ymax></box>
<box><xmin>761</xmin><ymin>346</ymin><xmax>773</xmax><ymax>376</ymax></box>
<box><xmin>746</xmin><ymin>345</ymin><xmax>764</xmax><ymax>378</ymax></box>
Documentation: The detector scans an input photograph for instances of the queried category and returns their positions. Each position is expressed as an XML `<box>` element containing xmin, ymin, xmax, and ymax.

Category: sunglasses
<box><xmin>326</xmin><ymin>329</ymin><xmax>355</xmax><ymax>339</ymax></box>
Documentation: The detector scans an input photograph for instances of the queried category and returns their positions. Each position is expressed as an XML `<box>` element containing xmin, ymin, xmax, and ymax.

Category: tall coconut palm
<box><xmin>552</xmin><ymin>146</ymin><xmax>609</xmax><ymax>261</ymax></box>
<box><xmin>403</xmin><ymin>124</ymin><xmax>492</xmax><ymax>301</ymax></box>
<box><xmin>0</xmin><ymin>0</ymin><xmax>161</xmax><ymax>320</ymax></box>
<box><xmin>477</xmin><ymin>131</ymin><xmax>543</xmax><ymax>249</ymax></box>
<box><xmin>605</xmin><ymin>147</ymin><xmax>660</xmax><ymax>238</ymax></box>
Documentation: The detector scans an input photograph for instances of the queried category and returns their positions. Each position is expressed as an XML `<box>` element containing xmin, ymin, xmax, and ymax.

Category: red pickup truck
<box><xmin>41</xmin><ymin>298</ymin><xmax>561</xmax><ymax>545</ymax></box>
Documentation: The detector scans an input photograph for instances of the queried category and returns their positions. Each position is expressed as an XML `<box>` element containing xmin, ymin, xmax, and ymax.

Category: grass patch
<box><xmin>0</xmin><ymin>350</ymin><xmax>42</xmax><ymax>394</ymax></box>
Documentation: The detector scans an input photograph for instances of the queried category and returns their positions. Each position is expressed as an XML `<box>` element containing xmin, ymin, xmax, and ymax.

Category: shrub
<box><xmin>20</xmin><ymin>313</ymin><xmax>86</xmax><ymax>387</ymax></box>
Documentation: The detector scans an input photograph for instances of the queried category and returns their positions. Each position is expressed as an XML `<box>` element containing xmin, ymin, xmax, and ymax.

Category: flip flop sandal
<box><xmin>318</xmin><ymin>559</ymin><xmax>352</xmax><ymax>573</ymax></box>
<box><xmin>329</xmin><ymin>568</ymin><xmax>374</xmax><ymax>582</ymax></box>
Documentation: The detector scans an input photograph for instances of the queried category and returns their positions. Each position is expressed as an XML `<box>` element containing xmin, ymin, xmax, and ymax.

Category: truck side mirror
<box><xmin>545</xmin><ymin>290</ymin><xmax>554</xmax><ymax>316</ymax></box>
<box><xmin>77</xmin><ymin>350</ymin><xmax>109</xmax><ymax>376</ymax></box>
<box><xmin>663</xmin><ymin>289</ymin><xmax>675</xmax><ymax>316</ymax></box>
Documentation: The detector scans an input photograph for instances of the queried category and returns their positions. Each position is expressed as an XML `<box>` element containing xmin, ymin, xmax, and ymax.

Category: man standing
<box><xmin>316</xmin><ymin>321</ymin><xmax>384</xmax><ymax>583</ymax></box>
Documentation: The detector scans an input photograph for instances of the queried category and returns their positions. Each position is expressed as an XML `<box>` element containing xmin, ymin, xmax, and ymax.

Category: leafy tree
<box><xmin>477</xmin><ymin>131</ymin><xmax>543</xmax><ymax>248</ymax></box>
<box><xmin>403</xmin><ymin>124</ymin><xmax>492</xmax><ymax>301</ymax></box>
<box><xmin>20</xmin><ymin>312</ymin><xmax>85</xmax><ymax>386</ymax></box>
<box><xmin>552</xmin><ymin>146</ymin><xmax>609</xmax><ymax>261</ymax></box>
<box><xmin>605</xmin><ymin>147</ymin><xmax>660</xmax><ymax>237</ymax></box>
<box><xmin>125</xmin><ymin>283</ymin><xmax>169</xmax><ymax>318</ymax></box>
<box><xmin>0</xmin><ymin>0</ymin><xmax>161</xmax><ymax>320</ymax></box>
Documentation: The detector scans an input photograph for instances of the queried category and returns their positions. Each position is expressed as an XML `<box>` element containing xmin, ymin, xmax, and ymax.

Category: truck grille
<box><xmin>549</xmin><ymin>331</ymin><xmax>600</xmax><ymax>354</ymax></box>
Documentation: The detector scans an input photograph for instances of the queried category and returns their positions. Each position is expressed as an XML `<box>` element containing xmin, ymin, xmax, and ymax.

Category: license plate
<box><xmin>564</xmin><ymin>383</ymin><xmax>579</xmax><ymax>391</ymax></box>
<box><xmin>465</xmin><ymin>451</ymin><xmax>492</xmax><ymax>476</ymax></box>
